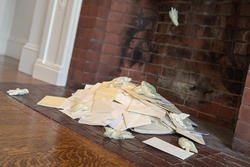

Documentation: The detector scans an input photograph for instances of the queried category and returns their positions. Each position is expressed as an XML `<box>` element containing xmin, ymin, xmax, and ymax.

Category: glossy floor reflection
<box><xmin>0</xmin><ymin>57</ymin><xmax>134</xmax><ymax>167</ymax></box>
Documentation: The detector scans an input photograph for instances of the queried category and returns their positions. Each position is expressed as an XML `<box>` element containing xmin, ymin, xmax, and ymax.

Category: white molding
<box><xmin>18</xmin><ymin>42</ymin><xmax>39</xmax><ymax>74</ymax></box>
<box><xmin>56</xmin><ymin>0</ymin><xmax>83</xmax><ymax>85</ymax></box>
<box><xmin>33</xmin><ymin>0</ymin><xmax>82</xmax><ymax>86</ymax></box>
<box><xmin>32</xmin><ymin>58</ymin><xmax>62</xmax><ymax>85</ymax></box>
<box><xmin>5</xmin><ymin>37</ymin><xmax>28</xmax><ymax>59</ymax></box>
<box><xmin>8</xmin><ymin>37</ymin><xmax>27</xmax><ymax>45</ymax></box>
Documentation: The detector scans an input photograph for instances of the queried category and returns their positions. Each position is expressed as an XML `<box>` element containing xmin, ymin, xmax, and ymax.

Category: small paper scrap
<box><xmin>7</xmin><ymin>88</ymin><xmax>29</xmax><ymax>96</ymax></box>
<box><xmin>37</xmin><ymin>96</ymin><xmax>67</xmax><ymax>108</ymax></box>
<box><xmin>143</xmin><ymin>137</ymin><xmax>194</xmax><ymax>160</ymax></box>
<box><xmin>104</xmin><ymin>127</ymin><xmax>134</xmax><ymax>139</ymax></box>
<box><xmin>169</xmin><ymin>7</ymin><xmax>179</xmax><ymax>26</ymax></box>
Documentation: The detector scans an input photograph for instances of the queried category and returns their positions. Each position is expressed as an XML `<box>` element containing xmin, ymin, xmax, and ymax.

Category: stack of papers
<box><xmin>37</xmin><ymin>77</ymin><xmax>205</xmax><ymax>145</ymax></box>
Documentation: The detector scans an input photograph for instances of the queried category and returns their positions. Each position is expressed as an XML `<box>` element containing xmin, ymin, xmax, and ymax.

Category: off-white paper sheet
<box><xmin>37</xmin><ymin>96</ymin><xmax>66</xmax><ymax>108</ymax></box>
<box><xmin>143</xmin><ymin>137</ymin><xmax>194</xmax><ymax>160</ymax></box>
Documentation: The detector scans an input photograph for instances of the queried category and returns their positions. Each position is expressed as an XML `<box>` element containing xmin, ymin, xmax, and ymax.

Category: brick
<box><xmin>187</xmin><ymin>14</ymin><xmax>217</xmax><ymax>26</ymax></box>
<box><xmin>83</xmin><ymin>0</ymin><xmax>111</xmax><ymax>9</ymax></box>
<box><xmin>246</xmin><ymin>70</ymin><xmax>250</xmax><ymax>87</ymax></box>
<box><xmin>104</xmin><ymin>33</ymin><xmax>122</xmax><ymax>45</ymax></box>
<box><xmin>75</xmin><ymin>49</ymin><xmax>100</xmax><ymax>62</ymax></box>
<box><xmin>145</xmin><ymin>64</ymin><xmax>163</xmax><ymax>75</ymax></box>
<box><xmin>237</xmin><ymin>17</ymin><xmax>250</xmax><ymax>29</ymax></box>
<box><xmin>102</xmin><ymin>43</ymin><xmax>121</xmax><ymax>55</ymax></box>
<box><xmin>75</xmin><ymin>38</ymin><xmax>102</xmax><ymax>51</ymax></box>
<box><xmin>145</xmin><ymin>74</ymin><xmax>158</xmax><ymax>86</ymax></box>
<box><xmin>108</xmin><ymin>11</ymin><xmax>123</xmax><ymax>22</ymax></box>
<box><xmin>232</xmin><ymin>137</ymin><xmax>250</xmax><ymax>157</ymax></box>
<box><xmin>196</xmin><ymin>26</ymin><xmax>220</xmax><ymax>38</ymax></box>
<box><xmin>128</xmin><ymin>70</ymin><xmax>146</xmax><ymax>82</ymax></box>
<box><xmin>78</xmin><ymin>17</ymin><xmax>106</xmax><ymax>29</ymax></box>
<box><xmin>239</xmin><ymin>105</ymin><xmax>250</xmax><ymax>123</ymax></box>
<box><xmin>106</xmin><ymin>22</ymin><xmax>124</xmax><ymax>34</ymax></box>
<box><xmin>72</xmin><ymin>69</ymin><xmax>83</xmax><ymax>81</ymax></box>
<box><xmin>100</xmin><ymin>54</ymin><xmax>120</xmax><ymax>66</ymax></box>
<box><xmin>212</xmin><ymin>93</ymin><xmax>240</xmax><ymax>109</ymax></box>
<box><xmin>77</xmin><ymin>28</ymin><xmax>105</xmax><ymax>40</ymax></box>
<box><xmin>242</xmin><ymin>88</ymin><xmax>250</xmax><ymax>105</ymax></box>
<box><xmin>175</xmin><ymin>104</ymin><xmax>198</xmax><ymax>116</ymax></box>
<box><xmin>193</xmin><ymin>51</ymin><xmax>225</xmax><ymax>65</ymax></box>
<box><xmin>187</xmin><ymin>159</ymin><xmax>211</xmax><ymax>167</ymax></box>
<box><xmin>234</xmin><ymin>42</ymin><xmax>248</xmax><ymax>55</ymax></box>
<box><xmin>81</xmin><ymin>6</ymin><xmax>109</xmax><ymax>19</ymax></box>
<box><xmin>212</xmin><ymin>41</ymin><xmax>232</xmax><ymax>53</ymax></box>
<box><xmin>185</xmin><ymin>96</ymin><xmax>236</xmax><ymax>122</ymax></box>
<box><xmin>158</xmin><ymin>87</ymin><xmax>185</xmax><ymax>105</ymax></box>
<box><xmin>98</xmin><ymin>64</ymin><xmax>120</xmax><ymax>76</ymax></box>
<box><xmin>82</xmin><ymin>72</ymin><xmax>96</xmax><ymax>84</ymax></box>
<box><xmin>166</xmin><ymin>46</ymin><xmax>192</xmax><ymax>59</ymax></box>
<box><xmin>110</xmin><ymin>1</ymin><xmax>128</xmax><ymax>13</ymax></box>
<box><xmin>234</xmin><ymin>121</ymin><xmax>250</xmax><ymax>142</ymax></box>
<box><xmin>216</xmin><ymin>151</ymin><xmax>250</xmax><ymax>167</ymax></box>
<box><xmin>239</xmin><ymin>3</ymin><xmax>250</xmax><ymax>17</ymax></box>
<box><xmin>199</xmin><ymin>157</ymin><xmax>227</xmax><ymax>167</ymax></box>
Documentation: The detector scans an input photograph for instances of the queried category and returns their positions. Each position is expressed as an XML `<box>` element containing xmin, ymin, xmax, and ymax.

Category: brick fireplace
<box><xmin>66</xmin><ymin>0</ymin><xmax>250</xmax><ymax>155</ymax></box>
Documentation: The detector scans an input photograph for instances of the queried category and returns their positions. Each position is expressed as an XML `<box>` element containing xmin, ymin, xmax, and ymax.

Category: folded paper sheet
<box><xmin>37</xmin><ymin>96</ymin><xmax>66</xmax><ymax>108</ymax></box>
<box><xmin>143</xmin><ymin>137</ymin><xmax>194</xmax><ymax>160</ymax></box>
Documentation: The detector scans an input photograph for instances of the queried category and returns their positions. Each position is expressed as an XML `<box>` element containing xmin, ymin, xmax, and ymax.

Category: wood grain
<box><xmin>0</xmin><ymin>92</ymin><xmax>134</xmax><ymax>167</ymax></box>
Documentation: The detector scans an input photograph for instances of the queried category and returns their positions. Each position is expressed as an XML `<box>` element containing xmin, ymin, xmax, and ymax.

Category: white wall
<box><xmin>5</xmin><ymin>0</ymin><xmax>36</xmax><ymax>59</ymax></box>
<box><xmin>0</xmin><ymin>0</ymin><xmax>16</xmax><ymax>55</ymax></box>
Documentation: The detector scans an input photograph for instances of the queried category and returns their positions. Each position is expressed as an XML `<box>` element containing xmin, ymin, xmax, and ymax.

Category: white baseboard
<box><xmin>32</xmin><ymin>59</ymin><xmax>65</xmax><ymax>86</ymax></box>
<box><xmin>18</xmin><ymin>43</ymin><xmax>39</xmax><ymax>75</ymax></box>
<box><xmin>5</xmin><ymin>37</ymin><xmax>27</xmax><ymax>59</ymax></box>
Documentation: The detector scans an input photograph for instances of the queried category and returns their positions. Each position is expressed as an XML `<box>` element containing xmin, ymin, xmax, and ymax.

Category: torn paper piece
<box><xmin>94</xmin><ymin>87</ymin><xmax>120</xmax><ymax>101</ymax></box>
<box><xmin>143</xmin><ymin>137</ymin><xmax>194</xmax><ymax>160</ymax></box>
<box><xmin>104</xmin><ymin>127</ymin><xmax>134</xmax><ymax>139</ymax></box>
<box><xmin>134</xmin><ymin>81</ymin><xmax>162</xmax><ymax>99</ymax></box>
<box><xmin>92</xmin><ymin>100</ymin><xmax>126</xmax><ymax>113</ymax></box>
<box><xmin>132</xmin><ymin>117</ymin><xmax>174</xmax><ymax>134</ymax></box>
<box><xmin>169</xmin><ymin>7</ymin><xmax>179</xmax><ymax>26</ymax></box>
<box><xmin>176</xmin><ymin>128</ymin><xmax>205</xmax><ymax>145</ymax></box>
<box><xmin>110</xmin><ymin>116</ymin><xmax>127</xmax><ymax>131</ymax></box>
<box><xmin>108</xmin><ymin>77</ymin><xmax>132</xmax><ymax>89</ymax></box>
<box><xmin>60</xmin><ymin>109</ymin><xmax>89</xmax><ymax>119</ymax></box>
<box><xmin>7</xmin><ymin>88</ymin><xmax>29</xmax><ymax>96</ymax></box>
<box><xmin>70</xmin><ymin>103</ymin><xmax>88</xmax><ymax>112</ymax></box>
<box><xmin>128</xmin><ymin>99</ymin><xmax>166</xmax><ymax>118</ymax></box>
<box><xmin>115</xmin><ymin>91</ymin><xmax>132</xmax><ymax>106</ymax></box>
<box><xmin>78</xmin><ymin>109</ymin><xmax>123</xmax><ymax>126</ymax></box>
<box><xmin>37</xmin><ymin>96</ymin><xmax>66</xmax><ymax>108</ymax></box>
<box><xmin>169</xmin><ymin>113</ymin><xmax>193</xmax><ymax>130</ymax></box>
<box><xmin>178</xmin><ymin>137</ymin><xmax>198</xmax><ymax>153</ymax></box>
<box><xmin>123</xmin><ymin>112</ymin><xmax>151</xmax><ymax>129</ymax></box>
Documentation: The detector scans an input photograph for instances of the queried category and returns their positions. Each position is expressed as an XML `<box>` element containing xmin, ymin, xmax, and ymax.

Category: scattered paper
<box><xmin>104</xmin><ymin>127</ymin><xmax>134</xmax><ymax>139</ymax></box>
<box><xmin>143</xmin><ymin>137</ymin><xmax>194</xmax><ymax>160</ymax></box>
<box><xmin>36</xmin><ymin>76</ymin><xmax>205</xmax><ymax>144</ymax></box>
<box><xmin>37</xmin><ymin>96</ymin><xmax>66</xmax><ymax>108</ymax></box>
<box><xmin>7</xmin><ymin>88</ymin><xmax>29</xmax><ymax>96</ymax></box>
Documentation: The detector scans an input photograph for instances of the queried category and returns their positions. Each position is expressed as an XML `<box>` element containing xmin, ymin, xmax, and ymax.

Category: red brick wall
<box><xmin>67</xmin><ymin>0</ymin><xmax>250</xmax><ymax>128</ymax></box>
<box><xmin>233</xmin><ymin>65</ymin><xmax>250</xmax><ymax>155</ymax></box>
<box><xmin>67</xmin><ymin>0</ymin><xmax>157</xmax><ymax>89</ymax></box>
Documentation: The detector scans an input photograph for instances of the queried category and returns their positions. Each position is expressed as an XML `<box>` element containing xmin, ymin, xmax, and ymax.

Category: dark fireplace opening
<box><xmin>66</xmin><ymin>0</ymin><xmax>250</xmax><ymax>155</ymax></box>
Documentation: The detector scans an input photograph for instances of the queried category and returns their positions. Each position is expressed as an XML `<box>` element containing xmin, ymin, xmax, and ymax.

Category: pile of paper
<box><xmin>38</xmin><ymin>77</ymin><xmax>205</xmax><ymax>145</ymax></box>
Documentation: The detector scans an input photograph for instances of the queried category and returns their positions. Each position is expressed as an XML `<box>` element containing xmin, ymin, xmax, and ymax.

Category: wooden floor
<box><xmin>0</xmin><ymin>57</ymin><xmax>133</xmax><ymax>167</ymax></box>
<box><xmin>0</xmin><ymin>56</ymin><xmax>250</xmax><ymax>167</ymax></box>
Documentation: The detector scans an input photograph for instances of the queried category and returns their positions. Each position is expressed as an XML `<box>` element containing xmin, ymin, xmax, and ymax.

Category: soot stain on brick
<box><xmin>120</xmin><ymin>7</ymin><xmax>156</xmax><ymax>69</ymax></box>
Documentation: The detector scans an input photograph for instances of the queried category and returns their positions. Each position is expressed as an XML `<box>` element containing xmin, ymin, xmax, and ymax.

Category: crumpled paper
<box><xmin>104</xmin><ymin>127</ymin><xmax>134</xmax><ymax>139</ymax></box>
<box><xmin>7</xmin><ymin>88</ymin><xmax>29</xmax><ymax>96</ymax></box>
